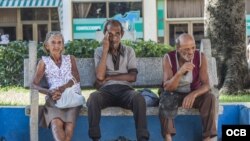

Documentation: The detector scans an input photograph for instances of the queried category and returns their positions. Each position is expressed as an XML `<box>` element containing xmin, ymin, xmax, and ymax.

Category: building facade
<box><xmin>0</xmin><ymin>0</ymin><xmax>249</xmax><ymax>45</ymax></box>
<box><xmin>0</xmin><ymin>0</ymin><xmax>61</xmax><ymax>43</ymax></box>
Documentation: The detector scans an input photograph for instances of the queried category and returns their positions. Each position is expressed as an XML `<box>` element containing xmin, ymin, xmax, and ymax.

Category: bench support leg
<box><xmin>30</xmin><ymin>89</ymin><xmax>39</xmax><ymax>141</ymax></box>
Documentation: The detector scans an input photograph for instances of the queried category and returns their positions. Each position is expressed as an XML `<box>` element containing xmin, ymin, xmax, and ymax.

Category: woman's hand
<box><xmin>50</xmin><ymin>89</ymin><xmax>62</xmax><ymax>101</ymax></box>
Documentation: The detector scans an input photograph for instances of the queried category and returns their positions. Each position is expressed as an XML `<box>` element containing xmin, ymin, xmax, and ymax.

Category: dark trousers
<box><xmin>159</xmin><ymin>91</ymin><xmax>217</xmax><ymax>139</ymax></box>
<box><xmin>87</xmin><ymin>84</ymin><xmax>149</xmax><ymax>141</ymax></box>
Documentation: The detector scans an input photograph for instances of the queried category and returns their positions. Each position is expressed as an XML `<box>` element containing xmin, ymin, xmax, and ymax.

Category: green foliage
<box><xmin>219</xmin><ymin>94</ymin><xmax>250</xmax><ymax>102</ymax></box>
<box><xmin>37</xmin><ymin>43</ymin><xmax>47</xmax><ymax>58</ymax></box>
<box><xmin>122</xmin><ymin>40</ymin><xmax>174</xmax><ymax>57</ymax></box>
<box><xmin>0</xmin><ymin>41</ymin><xmax>29</xmax><ymax>86</ymax></box>
<box><xmin>64</xmin><ymin>39</ymin><xmax>100</xmax><ymax>58</ymax></box>
<box><xmin>58</xmin><ymin>39</ymin><xmax>174</xmax><ymax>58</ymax></box>
<box><xmin>36</xmin><ymin>40</ymin><xmax>100</xmax><ymax>58</ymax></box>
<box><xmin>0</xmin><ymin>39</ymin><xmax>174</xmax><ymax>86</ymax></box>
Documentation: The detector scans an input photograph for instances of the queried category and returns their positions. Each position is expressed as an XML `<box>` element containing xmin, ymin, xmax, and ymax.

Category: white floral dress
<box><xmin>39</xmin><ymin>55</ymin><xmax>81</xmax><ymax>128</ymax></box>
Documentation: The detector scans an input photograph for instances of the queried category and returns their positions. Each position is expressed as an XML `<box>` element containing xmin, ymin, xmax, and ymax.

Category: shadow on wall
<box><xmin>0</xmin><ymin>136</ymin><xmax>6</xmax><ymax>141</ymax></box>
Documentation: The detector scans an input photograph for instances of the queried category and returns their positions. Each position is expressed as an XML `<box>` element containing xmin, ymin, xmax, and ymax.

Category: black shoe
<box><xmin>139</xmin><ymin>138</ymin><xmax>148</xmax><ymax>141</ymax></box>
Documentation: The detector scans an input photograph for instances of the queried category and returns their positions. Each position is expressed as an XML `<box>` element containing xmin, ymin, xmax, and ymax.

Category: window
<box><xmin>0</xmin><ymin>9</ymin><xmax>17</xmax><ymax>23</ymax></box>
<box><xmin>167</xmin><ymin>0</ymin><xmax>204</xmax><ymax>18</ymax></box>
<box><xmin>21</xmin><ymin>8</ymin><xmax>49</xmax><ymax>21</ymax></box>
<box><xmin>109</xmin><ymin>2</ymin><xmax>142</xmax><ymax>18</ymax></box>
<box><xmin>51</xmin><ymin>8</ymin><xmax>59</xmax><ymax>20</ymax></box>
<box><xmin>73</xmin><ymin>2</ymin><xmax>142</xmax><ymax>19</ymax></box>
<box><xmin>72</xmin><ymin>1</ymin><xmax>143</xmax><ymax>40</ymax></box>
<box><xmin>165</xmin><ymin>0</ymin><xmax>204</xmax><ymax>45</ymax></box>
<box><xmin>169</xmin><ymin>24</ymin><xmax>188</xmax><ymax>46</ymax></box>
<box><xmin>21</xmin><ymin>9</ymin><xmax>35</xmax><ymax>20</ymax></box>
<box><xmin>0</xmin><ymin>27</ymin><xmax>16</xmax><ymax>43</ymax></box>
<box><xmin>73</xmin><ymin>3</ymin><xmax>106</xmax><ymax>18</ymax></box>
<box><xmin>22</xmin><ymin>25</ymin><xmax>33</xmax><ymax>41</ymax></box>
<box><xmin>38</xmin><ymin>24</ymin><xmax>48</xmax><ymax>43</ymax></box>
<box><xmin>52</xmin><ymin>23</ymin><xmax>60</xmax><ymax>31</ymax></box>
<box><xmin>193</xmin><ymin>23</ymin><xmax>204</xmax><ymax>48</ymax></box>
<box><xmin>36</xmin><ymin>8</ymin><xmax>49</xmax><ymax>20</ymax></box>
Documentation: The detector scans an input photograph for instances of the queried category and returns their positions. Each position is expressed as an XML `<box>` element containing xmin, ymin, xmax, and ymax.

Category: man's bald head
<box><xmin>175</xmin><ymin>33</ymin><xmax>196</xmax><ymax>62</ymax></box>
<box><xmin>175</xmin><ymin>33</ymin><xmax>195</xmax><ymax>49</ymax></box>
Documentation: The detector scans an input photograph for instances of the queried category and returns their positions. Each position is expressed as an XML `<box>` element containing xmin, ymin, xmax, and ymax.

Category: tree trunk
<box><xmin>204</xmin><ymin>0</ymin><xmax>248</xmax><ymax>94</ymax></box>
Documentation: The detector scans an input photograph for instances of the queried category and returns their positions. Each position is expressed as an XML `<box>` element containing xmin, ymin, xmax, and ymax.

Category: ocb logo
<box><xmin>226</xmin><ymin>129</ymin><xmax>247</xmax><ymax>136</ymax></box>
<box><xmin>222</xmin><ymin>125</ymin><xmax>250</xmax><ymax>140</ymax></box>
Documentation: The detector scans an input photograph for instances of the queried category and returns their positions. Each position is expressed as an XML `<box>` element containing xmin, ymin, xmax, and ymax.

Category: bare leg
<box><xmin>51</xmin><ymin>118</ymin><xmax>66</xmax><ymax>141</ymax></box>
<box><xmin>64</xmin><ymin>122</ymin><xmax>75</xmax><ymax>141</ymax></box>
<box><xmin>165</xmin><ymin>134</ymin><xmax>172</xmax><ymax>141</ymax></box>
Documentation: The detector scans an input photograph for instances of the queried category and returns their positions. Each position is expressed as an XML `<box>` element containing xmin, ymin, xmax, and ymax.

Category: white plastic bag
<box><xmin>55</xmin><ymin>84</ymin><xmax>85</xmax><ymax>108</ymax></box>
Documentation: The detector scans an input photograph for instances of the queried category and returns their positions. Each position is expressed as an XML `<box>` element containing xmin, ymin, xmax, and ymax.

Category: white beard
<box><xmin>181</xmin><ymin>54</ymin><xmax>194</xmax><ymax>62</ymax></box>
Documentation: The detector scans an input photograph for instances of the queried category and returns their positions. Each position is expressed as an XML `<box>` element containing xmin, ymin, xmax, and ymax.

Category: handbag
<box><xmin>138</xmin><ymin>88</ymin><xmax>159</xmax><ymax>107</ymax></box>
<box><xmin>55</xmin><ymin>83</ymin><xmax>85</xmax><ymax>109</ymax></box>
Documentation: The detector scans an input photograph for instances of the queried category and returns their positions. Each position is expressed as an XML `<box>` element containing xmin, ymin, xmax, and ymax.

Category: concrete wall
<box><xmin>1</xmin><ymin>105</ymin><xmax>249</xmax><ymax>141</ymax></box>
<box><xmin>24</xmin><ymin>58</ymin><xmax>163</xmax><ymax>88</ymax></box>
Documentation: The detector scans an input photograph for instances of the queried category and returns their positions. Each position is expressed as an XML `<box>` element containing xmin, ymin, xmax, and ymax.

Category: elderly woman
<box><xmin>32</xmin><ymin>31</ymin><xmax>82</xmax><ymax>141</ymax></box>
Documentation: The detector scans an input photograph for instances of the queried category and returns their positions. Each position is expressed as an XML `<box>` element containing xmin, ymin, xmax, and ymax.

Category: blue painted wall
<box><xmin>0</xmin><ymin>107</ymin><xmax>29</xmax><ymax>141</ymax></box>
<box><xmin>217</xmin><ymin>105</ymin><xmax>241</xmax><ymax>141</ymax></box>
<box><xmin>239</xmin><ymin>105</ymin><xmax>250</xmax><ymax>125</ymax></box>
<box><xmin>0</xmin><ymin>105</ymin><xmax>249</xmax><ymax>141</ymax></box>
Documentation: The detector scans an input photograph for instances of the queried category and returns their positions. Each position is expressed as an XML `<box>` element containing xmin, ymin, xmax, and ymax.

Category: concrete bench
<box><xmin>24</xmin><ymin>39</ymin><xmax>220</xmax><ymax>141</ymax></box>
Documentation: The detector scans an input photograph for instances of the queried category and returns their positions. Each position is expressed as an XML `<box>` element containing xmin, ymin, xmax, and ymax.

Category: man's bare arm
<box><xmin>96</xmin><ymin>51</ymin><xmax>108</xmax><ymax>81</ymax></box>
<box><xmin>189</xmin><ymin>53</ymin><xmax>210</xmax><ymax>97</ymax></box>
<box><xmin>106</xmin><ymin>71</ymin><xmax>137</xmax><ymax>82</ymax></box>
<box><xmin>163</xmin><ymin>54</ymin><xmax>188</xmax><ymax>91</ymax></box>
<box><xmin>96</xmin><ymin>32</ymin><xmax>110</xmax><ymax>81</ymax></box>
<box><xmin>182</xmin><ymin>53</ymin><xmax>210</xmax><ymax>108</ymax></box>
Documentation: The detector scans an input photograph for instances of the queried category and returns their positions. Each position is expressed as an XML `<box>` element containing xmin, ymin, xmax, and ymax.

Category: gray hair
<box><xmin>43</xmin><ymin>31</ymin><xmax>64</xmax><ymax>54</ymax></box>
<box><xmin>175</xmin><ymin>33</ymin><xmax>194</xmax><ymax>48</ymax></box>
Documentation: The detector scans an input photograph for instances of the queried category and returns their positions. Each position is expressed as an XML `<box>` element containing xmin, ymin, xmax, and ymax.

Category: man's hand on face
<box><xmin>178</xmin><ymin>62</ymin><xmax>195</xmax><ymax>75</ymax></box>
<box><xmin>102</xmin><ymin>31</ymin><xmax>110</xmax><ymax>52</ymax></box>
